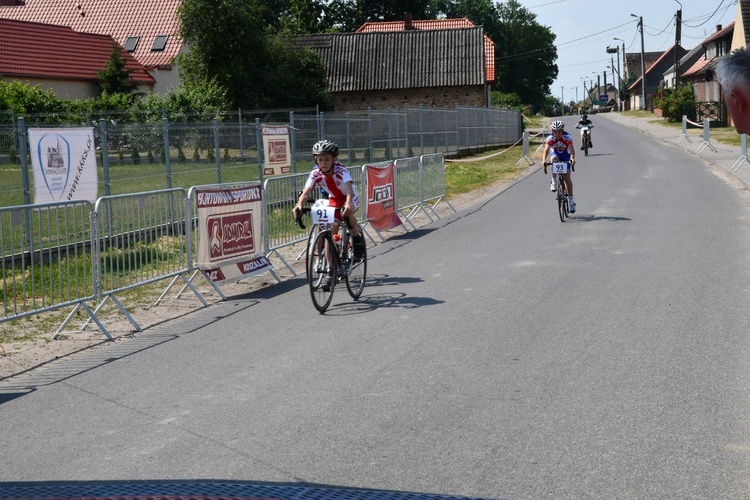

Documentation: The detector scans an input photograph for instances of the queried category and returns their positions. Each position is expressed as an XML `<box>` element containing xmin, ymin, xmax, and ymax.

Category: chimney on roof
<box><xmin>404</xmin><ymin>13</ymin><xmax>413</xmax><ymax>30</ymax></box>
<box><xmin>0</xmin><ymin>0</ymin><xmax>25</xmax><ymax>5</ymax></box>
<box><xmin>716</xmin><ymin>24</ymin><xmax>722</xmax><ymax>32</ymax></box>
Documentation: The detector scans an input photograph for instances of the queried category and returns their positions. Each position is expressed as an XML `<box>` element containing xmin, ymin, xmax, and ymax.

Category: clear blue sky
<box><xmin>516</xmin><ymin>0</ymin><xmax>738</xmax><ymax>104</ymax></box>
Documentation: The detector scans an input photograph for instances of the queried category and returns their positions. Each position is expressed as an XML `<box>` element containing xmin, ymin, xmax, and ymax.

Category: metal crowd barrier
<box><xmin>393</xmin><ymin>157</ymin><xmax>425</xmax><ymax>229</ymax></box>
<box><xmin>2</xmin><ymin>153</ymin><xmax>453</xmax><ymax>340</ymax></box>
<box><xmin>420</xmin><ymin>153</ymin><xmax>456</xmax><ymax>218</ymax></box>
<box><xmin>84</xmin><ymin>188</ymin><xmax>204</xmax><ymax>333</ymax></box>
<box><xmin>262</xmin><ymin>171</ymin><xmax>315</xmax><ymax>275</ymax></box>
<box><xmin>0</xmin><ymin>200</ymin><xmax>111</xmax><ymax>338</ymax></box>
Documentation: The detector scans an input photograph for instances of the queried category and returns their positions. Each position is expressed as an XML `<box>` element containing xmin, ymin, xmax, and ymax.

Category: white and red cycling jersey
<box><xmin>304</xmin><ymin>161</ymin><xmax>360</xmax><ymax>209</ymax></box>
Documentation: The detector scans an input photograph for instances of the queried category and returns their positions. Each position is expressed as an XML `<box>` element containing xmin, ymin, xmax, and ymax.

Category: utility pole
<box><xmin>632</xmin><ymin>14</ymin><xmax>646</xmax><ymax>110</ymax></box>
<box><xmin>614</xmin><ymin>37</ymin><xmax>625</xmax><ymax>109</ymax></box>
<box><xmin>608</xmin><ymin>45</ymin><xmax>621</xmax><ymax>110</ymax></box>
<box><xmin>675</xmin><ymin>4</ymin><xmax>682</xmax><ymax>85</ymax></box>
<box><xmin>561</xmin><ymin>86</ymin><xmax>564</xmax><ymax>115</ymax></box>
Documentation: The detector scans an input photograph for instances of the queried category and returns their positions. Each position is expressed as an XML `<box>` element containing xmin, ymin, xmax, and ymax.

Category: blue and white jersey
<box><xmin>545</xmin><ymin>132</ymin><xmax>574</xmax><ymax>162</ymax></box>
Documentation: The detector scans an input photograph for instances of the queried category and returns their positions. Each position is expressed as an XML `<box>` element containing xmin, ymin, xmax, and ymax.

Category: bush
<box><xmin>130</xmin><ymin>146</ymin><xmax>141</xmax><ymax>165</ymax></box>
<box><xmin>654</xmin><ymin>85</ymin><xmax>696</xmax><ymax>122</ymax></box>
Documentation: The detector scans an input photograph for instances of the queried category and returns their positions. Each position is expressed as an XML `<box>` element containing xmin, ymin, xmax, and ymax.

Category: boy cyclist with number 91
<box><xmin>542</xmin><ymin>120</ymin><xmax>577</xmax><ymax>213</ymax></box>
<box><xmin>293</xmin><ymin>139</ymin><xmax>366</xmax><ymax>262</ymax></box>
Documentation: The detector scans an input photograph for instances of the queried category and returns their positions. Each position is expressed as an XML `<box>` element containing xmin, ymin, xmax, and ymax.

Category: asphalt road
<box><xmin>2</xmin><ymin>116</ymin><xmax>750</xmax><ymax>499</ymax></box>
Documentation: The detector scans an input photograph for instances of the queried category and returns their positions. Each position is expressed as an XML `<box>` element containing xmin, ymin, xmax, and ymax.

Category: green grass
<box><xmin>442</xmin><ymin>114</ymin><xmax>546</xmax><ymax>197</ymax></box>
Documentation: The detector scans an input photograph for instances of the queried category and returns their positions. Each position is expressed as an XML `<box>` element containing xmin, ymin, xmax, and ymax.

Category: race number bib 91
<box><xmin>552</xmin><ymin>162</ymin><xmax>569</xmax><ymax>174</ymax></box>
<box><xmin>311</xmin><ymin>199</ymin><xmax>335</xmax><ymax>225</ymax></box>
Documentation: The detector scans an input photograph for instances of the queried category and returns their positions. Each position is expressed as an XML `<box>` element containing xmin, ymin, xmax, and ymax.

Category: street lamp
<box><xmin>631</xmin><ymin>14</ymin><xmax>646</xmax><ymax>110</ymax></box>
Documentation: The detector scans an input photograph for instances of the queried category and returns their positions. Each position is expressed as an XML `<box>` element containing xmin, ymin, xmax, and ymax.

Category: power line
<box><xmin>643</xmin><ymin>15</ymin><xmax>676</xmax><ymax>37</ymax></box>
<box><xmin>682</xmin><ymin>0</ymin><xmax>727</xmax><ymax>28</ymax></box>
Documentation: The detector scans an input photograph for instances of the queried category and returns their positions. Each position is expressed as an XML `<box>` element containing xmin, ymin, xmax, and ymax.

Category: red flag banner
<box><xmin>365</xmin><ymin>162</ymin><xmax>402</xmax><ymax>231</ymax></box>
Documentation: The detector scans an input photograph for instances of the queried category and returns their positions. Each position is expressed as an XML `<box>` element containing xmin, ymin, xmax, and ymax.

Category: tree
<box><xmin>97</xmin><ymin>44</ymin><xmax>140</xmax><ymax>96</ymax></box>
<box><xmin>491</xmin><ymin>0</ymin><xmax>557</xmax><ymax>112</ymax></box>
<box><xmin>178</xmin><ymin>0</ymin><xmax>330</xmax><ymax>109</ymax></box>
<box><xmin>434</xmin><ymin>0</ymin><xmax>498</xmax><ymax>34</ymax></box>
<box><xmin>327</xmin><ymin>0</ymin><xmax>440</xmax><ymax>32</ymax></box>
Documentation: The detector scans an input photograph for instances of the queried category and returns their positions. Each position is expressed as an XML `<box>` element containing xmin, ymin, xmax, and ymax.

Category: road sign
<box><xmin>599</xmin><ymin>95</ymin><xmax>607</xmax><ymax>102</ymax></box>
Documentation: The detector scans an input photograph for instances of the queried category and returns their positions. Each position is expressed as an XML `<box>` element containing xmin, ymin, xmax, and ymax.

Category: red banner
<box><xmin>366</xmin><ymin>162</ymin><xmax>402</xmax><ymax>231</ymax></box>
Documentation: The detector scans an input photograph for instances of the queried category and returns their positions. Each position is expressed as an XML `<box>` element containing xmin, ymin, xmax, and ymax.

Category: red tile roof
<box><xmin>702</xmin><ymin>21</ymin><xmax>734</xmax><ymax>45</ymax></box>
<box><xmin>0</xmin><ymin>0</ymin><xmax>182</xmax><ymax>70</ymax></box>
<box><xmin>0</xmin><ymin>18</ymin><xmax>154</xmax><ymax>84</ymax></box>
<box><xmin>357</xmin><ymin>18</ymin><xmax>495</xmax><ymax>82</ymax></box>
<box><xmin>681</xmin><ymin>55</ymin><xmax>714</xmax><ymax>79</ymax></box>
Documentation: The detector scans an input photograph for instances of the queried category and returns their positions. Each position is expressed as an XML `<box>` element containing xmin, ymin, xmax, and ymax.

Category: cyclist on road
<box><xmin>542</xmin><ymin>120</ymin><xmax>577</xmax><ymax>213</ymax></box>
<box><xmin>575</xmin><ymin>114</ymin><xmax>594</xmax><ymax>149</ymax></box>
<box><xmin>293</xmin><ymin>139</ymin><xmax>366</xmax><ymax>261</ymax></box>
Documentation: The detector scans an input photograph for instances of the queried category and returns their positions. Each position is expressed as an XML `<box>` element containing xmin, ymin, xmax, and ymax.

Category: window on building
<box><xmin>124</xmin><ymin>36</ymin><xmax>139</xmax><ymax>52</ymax></box>
<box><xmin>151</xmin><ymin>35</ymin><xmax>168</xmax><ymax>51</ymax></box>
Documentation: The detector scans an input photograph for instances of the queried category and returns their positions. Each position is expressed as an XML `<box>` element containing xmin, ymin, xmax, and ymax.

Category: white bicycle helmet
<box><xmin>312</xmin><ymin>139</ymin><xmax>339</xmax><ymax>156</ymax></box>
<box><xmin>550</xmin><ymin>120</ymin><xmax>565</xmax><ymax>131</ymax></box>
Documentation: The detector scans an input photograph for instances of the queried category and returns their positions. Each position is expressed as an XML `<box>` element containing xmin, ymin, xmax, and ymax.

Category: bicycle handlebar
<box><xmin>293</xmin><ymin>203</ymin><xmax>355</xmax><ymax>231</ymax></box>
<box><xmin>294</xmin><ymin>206</ymin><xmax>311</xmax><ymax>229</ymax></box>
<box><xmin>542</xmin><ymin>160</ymin><xmax>575</xmax><ymax>174</ymax></box>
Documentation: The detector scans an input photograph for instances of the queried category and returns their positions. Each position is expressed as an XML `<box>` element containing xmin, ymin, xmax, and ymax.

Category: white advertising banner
<box><xmin>261</xmin><ymin>125</ymin><xmax>292</xmax><ymax>177</ymax></box>
<box><xmin>195</xmin><ymin>185</ymin><xmax>272</xmax><ymax>283</ymax></box>
<box><xmin>29</xmin><ymin>127</ymin><xmax>98</xmax><ymax>204</ymax></box>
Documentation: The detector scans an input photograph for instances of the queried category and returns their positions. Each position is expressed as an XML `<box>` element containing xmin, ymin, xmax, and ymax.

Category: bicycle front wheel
<box><xmin>304</xmin><ymin>225</ymin><xmax>319</xmax><ymax>282</ymax></box>
<box><xmin>308</xmin><ymin>230</ymin><xmax>336</xmax><ymax>313</ymax></box>
<box><xmin>345</xmin><ymin>234</ymin><xmax>367</xmax><ymax>300</ymax></box>
<box><xmin>557</xmin><ymin>178</ymin><xmax>566</xmax><ymax>222</ymax></box>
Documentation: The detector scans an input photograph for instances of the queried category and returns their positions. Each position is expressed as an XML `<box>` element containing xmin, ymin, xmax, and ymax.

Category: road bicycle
<box><xmin>544</xmin><ymin>161</ymin><xmax>573</xmax><ymax>222</ymax></box>
<box><xmin>577</xmin><ymin>124</ymin><xmax>593</xmax><ymax>157</ymax></box>
<box><xmin>295</xmin><ymin>199</ymin><xmax>367</xmax><ymax>313</ymax></box>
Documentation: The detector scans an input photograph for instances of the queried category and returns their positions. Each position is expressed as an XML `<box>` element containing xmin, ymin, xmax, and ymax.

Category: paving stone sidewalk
<box><xmin>598</xmin><ymin>112</ymin><xmax>750</xmax><ymax>188</ymax></box>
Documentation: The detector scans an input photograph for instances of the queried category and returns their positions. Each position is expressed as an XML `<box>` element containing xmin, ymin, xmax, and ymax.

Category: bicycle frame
<box><xmin>297</xmin><ymin>199</ymin><xmax>367</xmax><ymax>312</ymax></box>
<box><xmin>544</xmin><ymin>161</ymin><xmax>571</xmax><ymax>222</ymax></box>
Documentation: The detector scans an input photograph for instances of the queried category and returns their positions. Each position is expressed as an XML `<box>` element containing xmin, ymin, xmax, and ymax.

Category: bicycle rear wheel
<box><xmin>308</xmin><ymin>230</ymin><xmax>336</xmax><ymax>313</ymax></box>
<box><xmin>345</xmin><ymin>233</ymin><xmax>367</xmax><ymax>299</ymax></box>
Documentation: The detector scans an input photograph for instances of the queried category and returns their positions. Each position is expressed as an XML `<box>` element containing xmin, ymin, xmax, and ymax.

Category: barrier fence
<box><xmin>0</xmin><ymin>106</ymin><xmax>522</xmax><ymax>208</ymax></box>
<box><xmin>0</xmin><ymin>200</ymin><xmax>109</xmax><ymax>338</ymax></box>
<box><xmin>1</xmin><ymin>153</ymin><xmax>456</xmax><ymax>339</ymax></box>
<box><xmin>676</xmin><ymin>114</ymin><xmax>750</xmax><ymax>165</ymax></box>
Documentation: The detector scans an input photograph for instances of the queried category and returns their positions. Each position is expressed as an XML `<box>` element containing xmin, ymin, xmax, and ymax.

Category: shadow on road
<box><xmin>568</xmin><ymin>214</ymin><xmax>632</xmax><ymax>222</ymax></box>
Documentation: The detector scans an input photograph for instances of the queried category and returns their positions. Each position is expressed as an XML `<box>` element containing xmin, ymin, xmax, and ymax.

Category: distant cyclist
<box><xmin>542</xmin><ymin>120</ymin><xmax>577</xmax><ymax>213</ymax></box>
<box><xmin>575</xmin><ymin>114</ymin><xmax>594</xmax><ymax>149</ymax></box>
<box><xmin>293</xmin><ymin>139</ymin><xmax>366</xmax><ymax>261</ymax></box>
